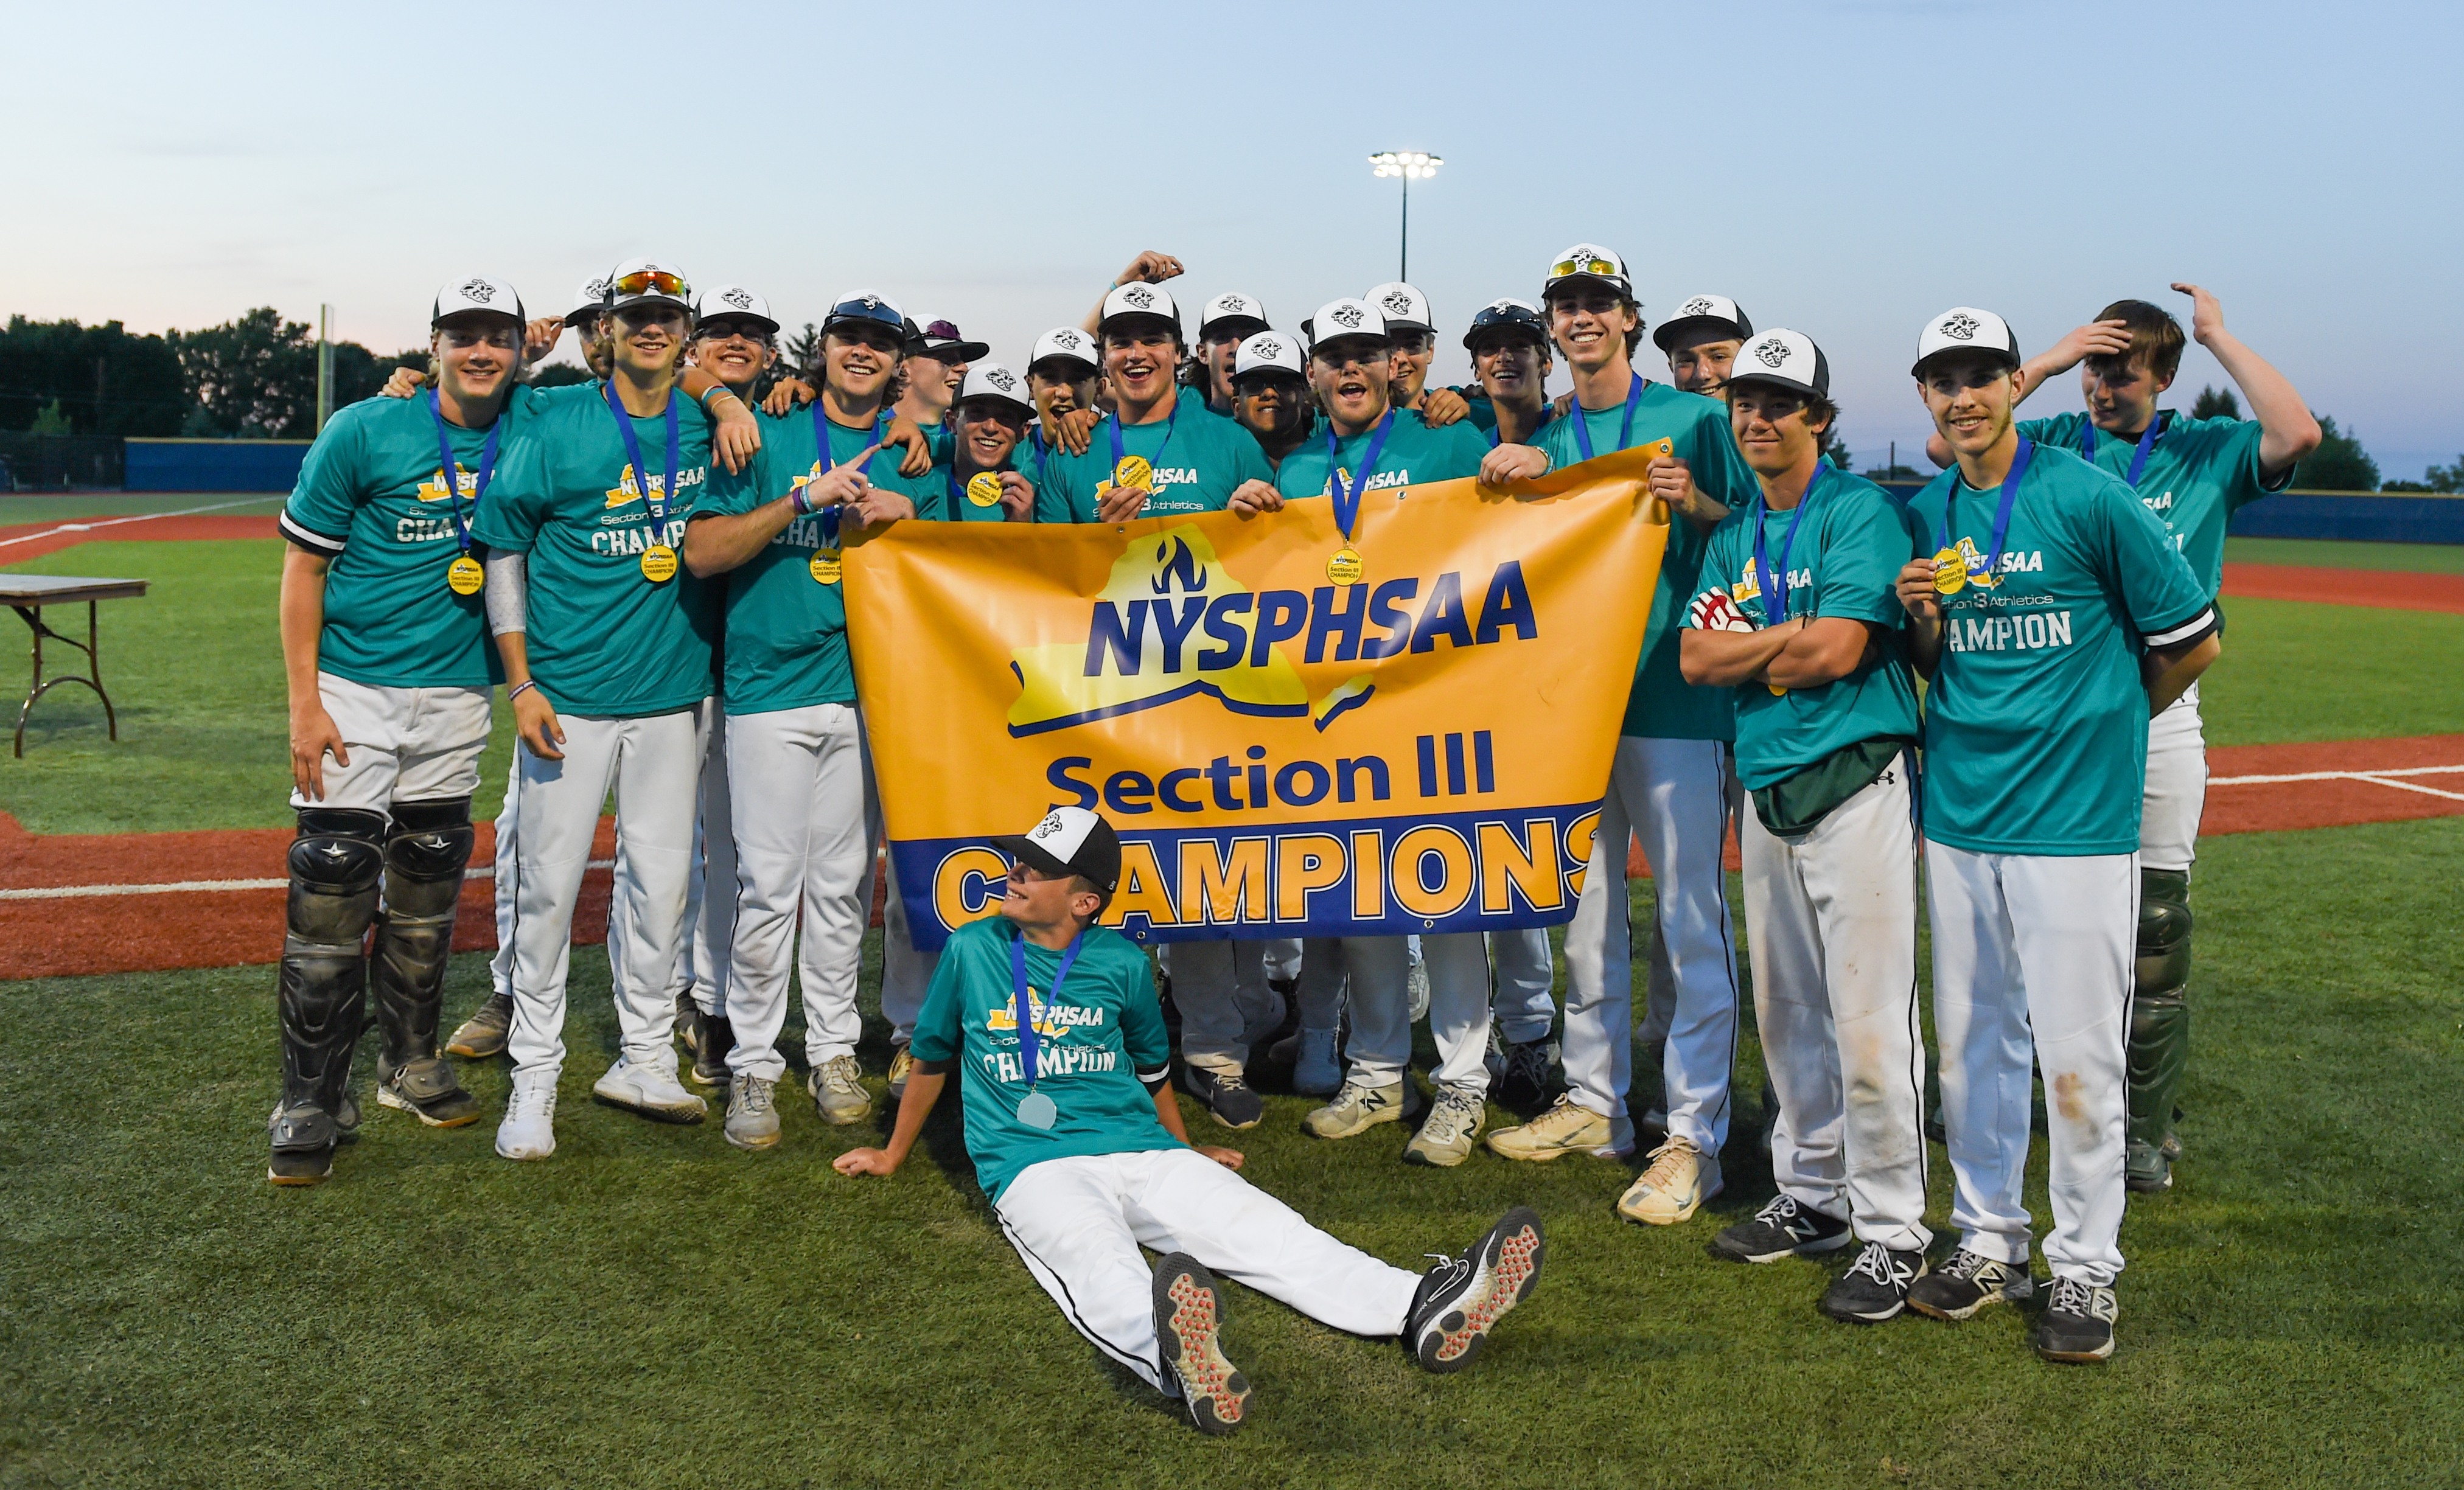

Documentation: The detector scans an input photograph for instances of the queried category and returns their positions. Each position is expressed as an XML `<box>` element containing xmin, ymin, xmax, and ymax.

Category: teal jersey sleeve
<box><xmin>2096</xmin><ymin>475</ymin><xmax>2216</xmax><ymax>640</ymax></box>
<box><xmin>1811</xmin><ymin>476</ymin><xmax>1923</xmax><ymax>627</ymax></box>
<box><xmin>907</xmin><ymin>939</ymin><xmax>967</xmax><ymax>1066</ymax></box>
<box><xmin>469</xmin><ymin>429</ymin><xmax>546</xmax><ymax>553</ymax></box>
<box><xmin>282</xmin><ymin>411</ymin><xmax>364</xmax><ymax>548</ymax></box>
<box><xmin>2019</xmin><ymin>410</ymin><xmax>2287</xmax><ymax>596</ymax></box>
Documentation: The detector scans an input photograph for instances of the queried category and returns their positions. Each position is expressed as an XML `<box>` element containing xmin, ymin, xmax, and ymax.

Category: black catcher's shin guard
<box><xmin>369</xmin><ymin>798</ymin><xmax>481</xmax><ymax>1124</ymax></box>
<box><xmin>273</xmin><ymin>807</ymin><xmax>386</xmax><ymax>1152</ymax></box>
<box><xmin>2126</xmin><ymin>868</ymin><xmax>2193</xmax><ymax>1187</ymax></box>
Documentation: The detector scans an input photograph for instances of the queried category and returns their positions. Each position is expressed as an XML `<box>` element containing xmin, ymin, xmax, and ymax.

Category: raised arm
<box><xmin>1080</xmin><ymin>251</ymin><xmax>1183</xmax><ymax>333</ymax></box>
<box><xmin>2173</xmin><ymin>284</ymin><xmax>2321</xmax><ymax>479</ymax></box>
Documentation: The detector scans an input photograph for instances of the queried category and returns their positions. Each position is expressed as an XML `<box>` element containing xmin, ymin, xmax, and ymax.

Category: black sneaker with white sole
<box><xmin>1180</xmin><ymin>1067</ymin><xmax>1264</xmax><ymax>1130</ymax></box>
<box><xmin>1907</xmin><ymin>1247</ymin><xmax>2034</xmax><ymax>1321</ymax></box>
<box><xmin>1151</xmin><ymin>1254</ymin><xmax>1248</xmax><ymax>1435</ymax></box>
<box><xmin>1711</xmin><ymin>1194</ymin><xmax>1852</xmax><ymax>1264</ymax></box>
<box><xmin>2033</xmin><ymin>1276</ymin><xmax>2118</xmax><ymax>1363</ymax></box>
<box><xmin>1406</xmin><ymin>1206</ymin><xmax>1545</xmax><ymax>1373</ymax></box>
<box><xmin>1819</xmin><ymin>1241</ymin><xmax>1927</xmax><ymax>1323</ymax></box>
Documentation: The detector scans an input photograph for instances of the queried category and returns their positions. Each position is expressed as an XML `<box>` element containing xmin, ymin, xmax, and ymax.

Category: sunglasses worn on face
<box><xmin>614</xmin><ymin>270</ymin><xmax>688</xmax><ymax>298</ymax></box>
<box><xmin>696</xmin><ymin>319</ymin><xmax>773</xmax><ymax>347</ymax></box>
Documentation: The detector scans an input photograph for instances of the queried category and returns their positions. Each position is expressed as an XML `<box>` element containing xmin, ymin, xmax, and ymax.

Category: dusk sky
<box><xmin>15</xmin><ymin>0</ymin><xmax>2461</xmax><ymax>479</ymax></box>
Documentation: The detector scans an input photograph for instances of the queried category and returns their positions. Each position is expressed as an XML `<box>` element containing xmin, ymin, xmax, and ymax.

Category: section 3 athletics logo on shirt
<box><xmin>1004</xmin><ymin>524</ymin><xmax>1538</xmax><ymax>738</ymax></box>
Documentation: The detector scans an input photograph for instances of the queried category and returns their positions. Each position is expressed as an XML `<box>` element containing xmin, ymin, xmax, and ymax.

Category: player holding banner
<box><xmin>834</xmin><ymin>807</ymin><xmax>1547</xmax><ymax>1436</ymax></box>
<box><xmin>1895</xmin><ymin>308</ymin><xmax>2221</xmax><ymax>1363</ymax></box>
<box><xmin>267</xmin><ymin>276</ymin><xmax>530</xmax><ymax>1185</ymax></box>
<box><xmin>1679</xmin><ymin>330</ymin><xmax>1933</xmax><ymax>1320</ymax></box>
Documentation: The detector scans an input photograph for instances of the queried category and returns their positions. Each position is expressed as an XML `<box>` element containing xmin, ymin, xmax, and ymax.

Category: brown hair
<box><xmin>1726</xmin><ymin>385</ymin><xmax>1838</xmax><ymax>442</ymax></box>
<box><xmin>2089</xmin><ymin>299</ymin><xmax>2186</xmax><ymax>381</ymax></box>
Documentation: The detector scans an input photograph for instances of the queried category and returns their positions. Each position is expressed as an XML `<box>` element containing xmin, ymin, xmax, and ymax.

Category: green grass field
<box><xmin>3</xmin><ymin>528</ymin><xmax>2461</xmax><ymax>1486</ymax></box>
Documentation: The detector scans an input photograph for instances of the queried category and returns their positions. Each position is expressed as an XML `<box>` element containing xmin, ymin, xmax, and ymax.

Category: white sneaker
<box><xmin>1292</xmin><ymin>1028</ymin><xmax>1341</xmax><ymax>1096</ymax></box>
<box><xmin>496</xmin><ymin>1070</ymin><xmax>559</xmax><ymax>1160</ymax></box>
<box><xmin>1616</xmin><ymin>1135</ymin><xmax>1723</xmax><ymax>1225</ymax></box>
<box><xmin>724</xmin><ymin>1073</ymin><xmax>780</xmax><ymax>1151</ymax></box>
<box><xmin>593</xmin><ymin>1054</ymin><xmax>708</xmax><ymax>1123</ymax></box>
<box><xmin>808</xmin><ymin>1053</ymin><xmax>874</xmax><ymax>1126</ymax></box>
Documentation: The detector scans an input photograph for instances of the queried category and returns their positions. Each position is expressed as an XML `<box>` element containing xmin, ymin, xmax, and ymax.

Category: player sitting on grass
<box><xmin>833</xmin><ymin>807</ymin><xmax>1546</xmax><ymax>1435</ymax></box>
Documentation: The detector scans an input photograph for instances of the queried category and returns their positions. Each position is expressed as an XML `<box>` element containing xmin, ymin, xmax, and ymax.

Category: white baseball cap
<box><xmin>1027</xmin><ymin>326</ymin><xmax>1100</xmax><ymax>377</ymax></box>
<box><xmin>693</xmin><ymin>285</ymin><xmax>778</xmax><ymax>333</ymax></box>
<box><xmin>1913</xmin><ymin>306</ymin><xmax>2021</xmax><ymax>377</ymax></box>
<box><xmin>565</xmin><ymin>276</ymin><xmax>612</xmax><ymax>322</ymax></box>
<box><xmin>1098</xmin><ymin>281</ymin><xmax>1181</xmax><ymax>337</ymax></box>
<box><xmin>957</xmin><ymin>362</ymin><xmax>1035</xmax><ymax>418</ymax></box>
<box><xmin>606</xmin><ymin>257</ymin><xmax>692</xmax><ymax>314</ymax></box>
<box><xmin>1303</xmin><ymin>298</ymin><xmax>1387</xmax><ymax>350</ymax></box>
<box><xmin>1234</xmin><ymin>330</ymin><xmax>1305</xmax><ymax>380</ymax></box>
<box><xmin>1653</xmin><ymin>293</ymin><xmax>1753</xmax><ymax>352</ymax></box>
<box><xmin>1200</xmin><ymin>292</ymin><xmax>1271</xmax><ymax>339</ymax></box>
<box><xmin>990</xmin><ymin>805</ymin><xmax>1122</xmax><ymax>893</ymax></box>
<box><xmin>1366</xmin><ymin>282</ymin><xmax>1433</xmax><ymax>336</ymax></box>
<box><xmin>431</xmin><ymin>275</ymin><xmax>523</xmax><ymax>327</ymax></box>
<box><xmin>1541</xmin><ymin>242</ymin><xmax>1633</xmax><ymax>300</ymax></box>
<box><xmin>1727</xmin><ymin>329</ymin><xmax>1830</xmax><ymax>400</ymax></box>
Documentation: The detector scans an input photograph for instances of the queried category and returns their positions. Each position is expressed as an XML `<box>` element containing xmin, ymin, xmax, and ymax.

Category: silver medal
<box><xmin>1017</xmin><ymin>1091</ymin><xmax>1058</xmax><ymax>1130</ymax></box>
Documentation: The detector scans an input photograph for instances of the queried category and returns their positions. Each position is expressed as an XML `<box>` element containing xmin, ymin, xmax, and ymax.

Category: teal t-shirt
<box><xmin>281</xmin><ymin>389</ymin><xmax>555</xmax><ymax>689</ymax></box>
<box><xmin>471</xmin><ymin>385</ymin><xmax>721</xmax><ymax>718</ymax></box>
<box><xmin>1905</xmin><ymin>444</ymin><xmax>2217</xmax><ymax>855</ymax></box>
<box><xmin>1687</xmin><ymin>464</ymin><xmax>1924</xmax><ymax>790</ymax></box>
<box><xmin>2019</xmin><ymin>409</ymin><xmax>2286</xmax><ymax>598</ymax></box>
<box><xmin>698</xmin><ymin>405</ymin><xmax>937</xmax><ymax>716</ymax></box>
<box><xmin>909</xmin><ymin>916</ymin><xmax>1181</xmax><ymax>1202</ymax></box>
<box><xmin>1271</xmin><ymin>406</ymin><xmax>1490</xmax><ymax>499</ymax></box>
<box><xmin>1035</xmin><ymin>391</ymin><xmax>1274</xmax><ymax>522</ymax></box>
<box><xmin>924</xmin><ymin>446</ymin><xmax>1027</xmax><ymax>523</ymax></box>
<box><xmin>1534</xmin><ymin>379</ymin><xmax>1756</xmax><ymax>740</ymax></box>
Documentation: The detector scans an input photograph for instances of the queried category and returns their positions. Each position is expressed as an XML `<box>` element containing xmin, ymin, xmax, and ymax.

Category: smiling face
<box><xmin>1545</xmin><ymin>287</ymin><xmax>1639</xmax><ymax>376</ymax></box>
<box><xmin>689</xmin><ymin>315</ymin><xmax>776</xmax><ymax>394</ymax></box>
<box><xmin>909</xmin><ymin>350</ymin><xmax>968</xmax><ymax>411</ymax></box>
<box><xmin>1471</xmin><ymin>329</ymin><xmax>1551</xmax><ymax>406</ymax></box>
<box><xmin>1201</xmin><ymin>329</ymin><xmax>1251</xmax><ymax>402</ymax></box>
<box><xmin>2080</xmin><ymin>352</ymin><xmax>2171</xmax><ymax>436</ymax></box>
<box><xmin>1310</xmin><ymin>336</ymin><xmax>1392</xmax><ymax>434</ymax></box>
<box><xmin>1027</xmin><ymin>360</ymin><xmax>1097</xmax><ymax>423</ymax></box>
<box><xmin>1666</xmin><ymin>333</ymin><xmax>1743</xmax><ymax>395</ymax></box>
<box><xmin>609</xmin><ymin>304</ymin><xmax>688</xmax><ymax>378</ymax></box>
<box><xmin>1234</xmin><ymin>369</ymin><xmax>1311</xmax><ymax>443</ymax></box>
<box><xmin>956</xmin><ymin>396</ymin><xmax>1027</xmax><ymax>471</ymax></box>
<box><xmin>1726</xmin><ymin>383</ymin><xmax>1827</xmax><ymax>479</ymax></box>
<box><xmin>1919</xmin><ymin>352</ymin><xmax>2025</xmax><ymax>464</ymax></box>
<box><xmin>823</xmin><ymin>324</ymin><xmax>903</xmax><ymax>405</ymax></box>
<box><xmin>1386</xmin><ymin>330</ymin><xmax>1436</xmax><ymax>405</ymax></box>
<box><xmin>1101</xmin><ymin>322</ymin><xmax>1181</xmax><ymax>413</ymax></box>
<box><xmin>430</xmin><ymin>313</ymin><xmax>523</xmax><ymax>405</ymax></box>
<box><xmin>999</xmin><ymin>858</ymin><xmax>1103</xmax><ymax>933</ymax></box>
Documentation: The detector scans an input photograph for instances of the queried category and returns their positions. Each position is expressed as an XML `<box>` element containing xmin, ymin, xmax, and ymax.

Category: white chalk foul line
<box><xmin>0</xmin><ymin>497</ymin><xmax>284</xmax><ymax>551</ymax></box>
<box><xmin>0</xmin><ymin>859</ymin><xmax>615</xmax><ymax>902</ymax></box>
<box><xmin>2209</xmin><ymin>763</ymin><xmax>2464</xmax><ymax>803</ymax></box>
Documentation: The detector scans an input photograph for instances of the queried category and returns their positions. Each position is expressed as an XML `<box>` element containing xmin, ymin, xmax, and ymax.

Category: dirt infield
<box><xmin>0</xmin><ymin>512</ymin><xmax>280</xmax><ymax>562</ymax></box>
<box><xmin>2221</xmin><ymin>562</ymin><xmax>2464</xmax><ymax>613</ymax></box>
<box><xmin>4</xmin><ymin>732</ymin><xmax>2456</xmax><ymax>980</ymax></box>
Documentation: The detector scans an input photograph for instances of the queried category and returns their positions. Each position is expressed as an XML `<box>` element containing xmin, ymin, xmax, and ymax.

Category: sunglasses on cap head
<box><xmin>614</xmin><ymin>269</ymin><xmax>689</xmax><ymax>299</ymax></box>
<box><xmin>1549</xmin><ymin>254</ymin><xmax>1621</xmax><ymax>280</ymax></box>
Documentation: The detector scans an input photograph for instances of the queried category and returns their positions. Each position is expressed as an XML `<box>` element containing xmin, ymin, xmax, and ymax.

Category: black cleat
<box><xmin>2034</xmin><ymin>1277</ymin><xmax>2118</xmax><ymax>1363</ymax></box>
<box><xmin>1153</xmin><ymin>1254</ymin><xmax>1248</xmax><ymax>1435</ymax></box>
<box><xmin>1407</xmin><ymin>1207</ymin><xmax>1544</xmax><ymax>1373</ymax></box>
<box><xmin>376</xmin><ymin>1055</ymin><xmax>481</xmax><ymax>1127</ymax></box>
<box><xmin>1181</xmin><ymin>1067</ymin><xmax>1264</xmax><ymax>1130</ymax></box>
<box><xmin>1712</xmin><ymin>1194</ymin><xmax>1853</xmax><ymax>1264</ymax></box>
<box><xmin>2125</xmin><ymin>1138</ymin><xmax>2174</xmax><ymax>1192</ymax></box>
<box><xmin>1908</xmin><ymin>1248</ymin><xmax>2034</xmax><ymax>1321</ymax></box>
<box><xmin>267</xmin><ymin>1103</ymin><xmax>338</xmax><ymax>1187</ymax></box>
<box><xmin>689</xmin><ymin>1014</ymin><xmax>735</xmax><ymax>1088</ymax></box>
<box><xmin>1820</xmin><ymin>1242</ymin><xmax>1927</xmax><ymax>1323</ymax></box>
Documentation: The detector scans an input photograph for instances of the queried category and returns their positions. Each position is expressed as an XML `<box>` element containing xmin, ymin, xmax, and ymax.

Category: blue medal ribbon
<box><xmin>1750</xmin><ymin>462</ymin><xmax>1829</xmax><ymax>623</ymax></box>
<box><xmin>1935</xmin><ymin>437</ymin><xmax>2036</xmax><ymax>585</ymax></box>
<box><xmin>601</xmin><ymin>381</ymin><xmax>680</xmax><ymax>545</ymax></box>
<box><xmin>424</xmin><ymin>389</ymin><xmax>497</xmax><ymax>557</ymax></box>
<box><xmin>2081</xmin><ymin>413</ymin><xmax>2162</xmax><ymax>487</ymax></box>
<box><xmin>1027</xmin><ymin>425</ymin><xmax>1049</xmax><ymax>487</ymax></box>
<box><xmin>1486</xmin><ymin>401</ymin><xmax>1558</xmax><ymax>449</ymax></box>
<box><xmin>1325</xmin><ymin>409</ymin><xmax>1396</xmax><ymax>540</ymax></box>
<box><xmin>808</xmin><ymin>406</ymin><xmax>889</xmax><ymax>549</ymax></box>
<box><xmin>1569</xmin><ymin>372</ymin><xmax>1645</xmax><ymax>462</ymax></box>
<box><xmin>1008</xmin><ymin>928</ymin><xmax>1084</xmax><ymax>1095</ymax></box>
<box><xmin>1106</xmin><ymin>394</ymin><xmax>1182</xmax><ymax>482</ymax></box>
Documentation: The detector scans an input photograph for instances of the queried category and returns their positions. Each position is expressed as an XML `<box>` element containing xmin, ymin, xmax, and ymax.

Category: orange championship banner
<box><xmin>845</xmin><ymin>445</ymin><xmax>1671</xmax><ymax>950</ymax></box>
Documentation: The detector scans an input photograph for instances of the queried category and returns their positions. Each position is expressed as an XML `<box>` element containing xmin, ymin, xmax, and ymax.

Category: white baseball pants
<box><xmin>670</xmin><ymin>703</ymin><xmax>736</xmax><ymax>1017</ymax></box>
<box><xmin>994</xmin><ymin>1147</ymin><xmax>1422</xmax><ymax>1394</ymax></box>
<box><xmin>503</xmin><ymin>709</ymin><xmax>703</xmax><ymax>1077</ymax></box>
<box><xmin>1331</xmin><ymin>933</ymin><xmax>1493</xmax><ymax>1093</ymax></box>
<box><xmin>1561</xmin><ymin>737</ymin><xmax>1742</xmax><ymax>1149</ymax></box>
<box><xmin>2141</xmin><ymin>682</ymin><xmax>2207</xmax><ymax>875</ymax></box>
<box><xmin>722</xmin><ymin>702</ymin><xmax>871</xmax><ymax>1082</ymax></box>
<box><xmin>291</xmin><ymin>674</ymin><xmax>490</xmax><ymax>813</ymax></box>
<box><xmin>1925</xmin><ymin>840</ymin><xmax>2134</xmax><ymax>1287</ymax></box>
<box><xmin>1741</xmin><ymin>764</ymin><xmax>1930</xmax><ymax>1252</ymax></box>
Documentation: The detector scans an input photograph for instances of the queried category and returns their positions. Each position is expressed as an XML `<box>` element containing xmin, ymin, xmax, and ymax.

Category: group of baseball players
<box><xmin>270</xmin><ymin>240</ymin><xmax>2317</xmax><ymax>1424</ymax></box>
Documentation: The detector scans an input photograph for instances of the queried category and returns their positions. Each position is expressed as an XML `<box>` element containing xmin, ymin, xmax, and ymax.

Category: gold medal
<box><xmin>965</xmin><ymin>470</ymin><xmax>1004</xmax><ymax>509</ymax></box>
<box><xmin>641</xmin><ymin>544</ymin><xmax>679</xmax><ymax>583</ymax></box>
<box><xmin>809</xmin><ymin>549</ymin><xmax>843</xmax><ymax>585</ymax></box>
<box><xmin>1325</xmin><ymin>546</ymin><xmax>1364</xmax><ymax>587</ymax></box>
<box><xmin>446</xmin><ymin>554</ymin><xmax>484</xmax><ymax>596</ymax></box>
<box><xmin>1932</xmin><ymin>546</ymin><xmax>1967</xmax><ymax>596</ymax></box>
<box><xmin>1111</xmin><ymin>454</ymin><xmax>1152</xmax><ymax>492</ymax></box>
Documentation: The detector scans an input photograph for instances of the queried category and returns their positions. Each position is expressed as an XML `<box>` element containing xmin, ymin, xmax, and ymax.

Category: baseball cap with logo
<box><xmin>692</xmin><ymin>285</ymin><xmax>778</xmax><ymax>334</ymax></box>
<box><xmin>1912</xmin><ymin>306</ymin><xmax>2021</xmax><ymax>377</ymax></box>
<box><xmin>1462</xmin><ymin>298</ymin><xmax>1549</xmax><ymax>352</ymax></box>
<box><xmin>991</xmin><ymin>806</ymin><xmax>1122</xmax><ymax>894</ymax></box>
<box><xmin>1200</xmin><ymin>292</ymin><xmax>1271</xmax><ymax>341</ymax></box>
<box><xmin>565</xmin><ymin>276</ymin><xmax>612</xmax><ymax>323</ymax></box>
<box><xmin>432</xmin><ymin>275</ymin><xmax>524</xmax><ymax>327</ymax></box>
<box><xmin>1726</xmin><ymin>329</ymin><xmax>1830</xmax><ymax>400</ymax></box>
<box><xmin>1541</xmin><ymin>243</ymin><xmax>1634</xmax><ymax>301</ymax></box>
<box><xmin>1302</xmin><ymin>298</ymin><xmax>1387</xmax><ymax>351</ymax></box>
<box><xmin>1027</xmin><ymin>326</ymin><xmax>1100</xmax><ymax>378</ymax></box>
<box><xmin>1365</xmin><ymin>282</ymin><xmax>1434</xmax><ymax>337</ymax></box>
<box><xmin>606</xmin><ymin>257</ymin><xmax>693</xmax><ymax>314</ymax></box>
<box><xmin>1234</xmin><ymin>330</ymin><xmax>1305</xmax><ymax>381</ymax></box>
<box><xmin>1652</xmin><ymin>293</ymin><xmax>1754</xmax><ymax>352</ymax></box>
<box><xmin>820</xmin><ymin>289</ymin><xmax>908</xmax><ymax>339</ymax></box>
<box><xmin>1098</xmin><ymin>281</ymin><xmax>1182</xmax><ymax>339</ymax></box>
<box><xmin>957</xmin><ymin>362</ymin><xmax>1035</xmax><ymax>419</ymax></box>
<box><xmin>916</xmin><ymin>316</ymin><xmax>990</xmax><ymax>363</ymax></box>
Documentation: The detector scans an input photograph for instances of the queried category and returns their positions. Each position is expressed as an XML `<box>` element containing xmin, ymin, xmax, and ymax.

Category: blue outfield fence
<box><xmin>124</xmin><ymin>437</ymin><xmax>310</xmax><ymax>493</ymax></box>
<box><xmin>1872</xmin><ymin>481</ymin><xmax>2464</xmax><ymax>545</ymax></box>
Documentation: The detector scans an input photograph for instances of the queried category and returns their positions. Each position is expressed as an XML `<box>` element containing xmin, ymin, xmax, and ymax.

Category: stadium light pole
<box><xmin>1369</xmin><ymin>151</ymin><xmax>1442</xmax><ymax>282</ymax></box>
